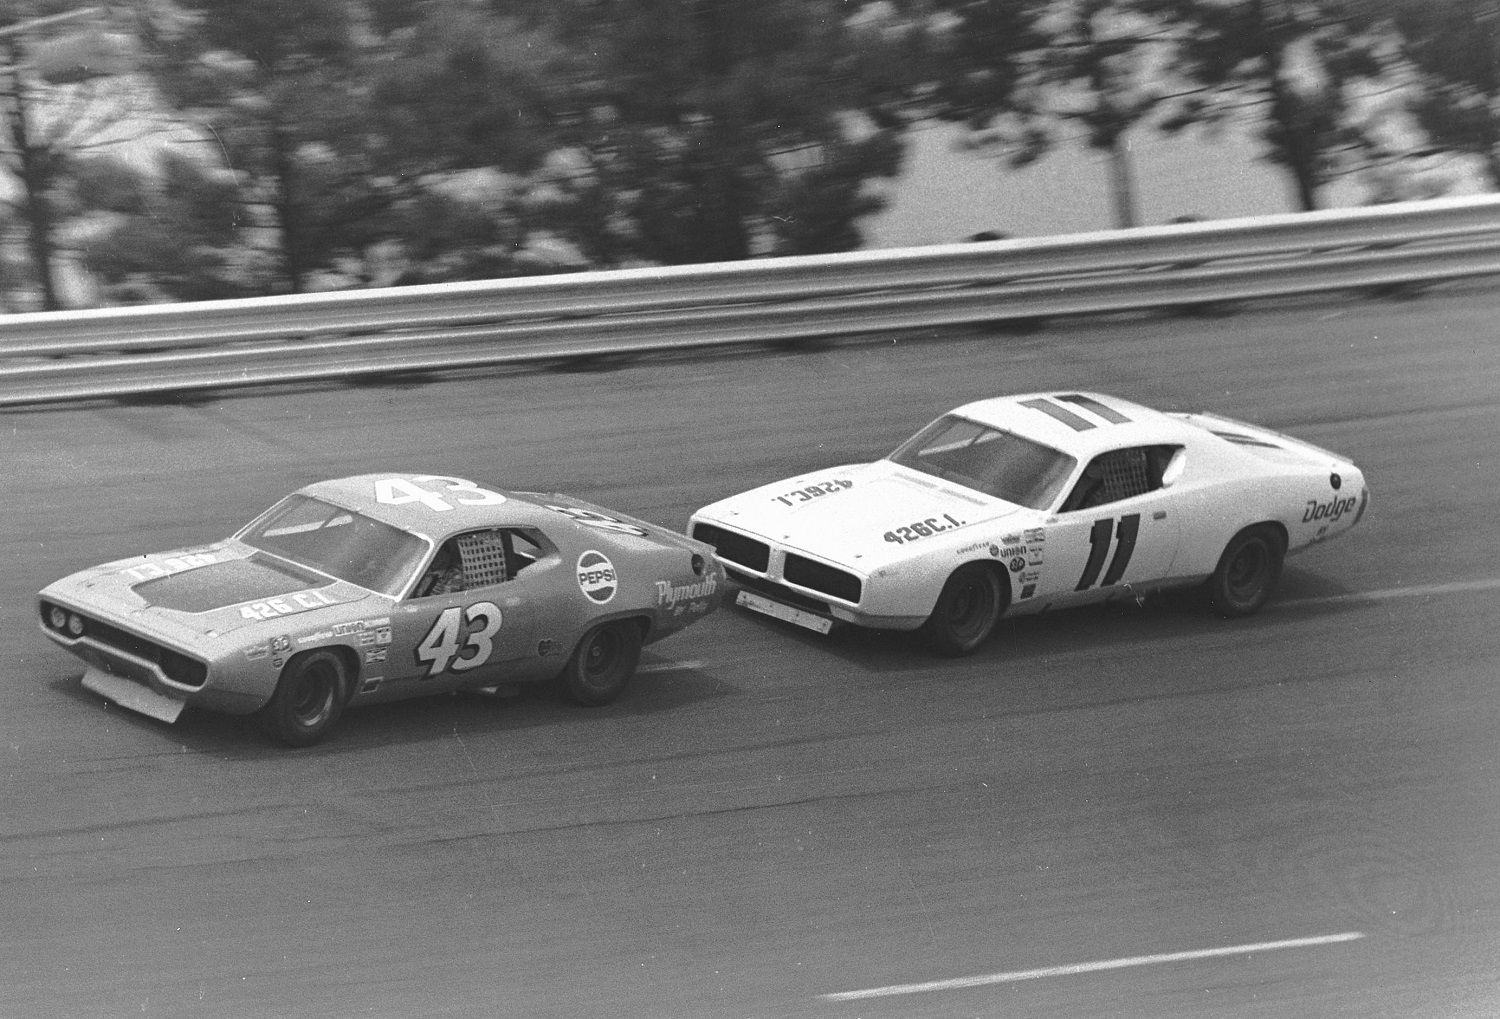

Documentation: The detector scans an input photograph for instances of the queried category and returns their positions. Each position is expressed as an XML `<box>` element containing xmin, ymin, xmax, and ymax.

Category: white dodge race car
<box><xmin>689</xmin><ymin>392</ymin><xmax>1367</xmax><ymax>655</ymax></box>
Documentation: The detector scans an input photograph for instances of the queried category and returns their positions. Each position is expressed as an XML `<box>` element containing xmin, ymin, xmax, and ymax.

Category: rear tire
<box><xmin>921</xmin><ymin>563</ymin><xmax>1005</xmax><ymax>657</ymax></box>
<box><xmin>1205</xmin><ymin>525</ymin><xmax>1285</xmax><ymax>617</ymax></box>
<box><xmin>559</xmin><ymin>620</ymin><xmax>642</xmax><ymax>706</ymax></box>
<box><xmin>260</xmin><ymin>649</ymin><xmax>350</xmax><ymax>747</ymax></box>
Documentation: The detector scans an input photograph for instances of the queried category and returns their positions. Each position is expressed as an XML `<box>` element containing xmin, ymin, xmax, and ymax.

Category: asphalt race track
<box><xmin>5</xmin><ymin>285</ymin><xmax>1500</xmax><ymax>1018</ymax></box>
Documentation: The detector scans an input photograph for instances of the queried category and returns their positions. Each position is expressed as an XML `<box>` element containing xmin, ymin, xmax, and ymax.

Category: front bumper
<box><xmin>38</xmin><ymin>601</ymin><xmax>263</xmax><ymax>715</ymax></box>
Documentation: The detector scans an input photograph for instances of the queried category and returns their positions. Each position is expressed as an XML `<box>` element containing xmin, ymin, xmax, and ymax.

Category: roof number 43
<box><xmin>375</xmin><ymin>476</ymin><xmax>506</xmax><ymax>512</ymax></box>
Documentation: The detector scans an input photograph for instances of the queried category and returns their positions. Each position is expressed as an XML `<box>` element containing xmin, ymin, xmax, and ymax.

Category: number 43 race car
<box><xmin>39</xmin><ymin>474</ymin><xmax>726</xmax><ymax>746</ymax></box>
<box><xmin>689</xmin><ymin>391</ymin><xmax>1368</xmax><ymax>655</ymax></box>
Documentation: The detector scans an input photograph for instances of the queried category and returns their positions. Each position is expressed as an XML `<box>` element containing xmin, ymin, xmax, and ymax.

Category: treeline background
<box><xmin>2</xmin><ymin>0</ymin><xmax>1493</xmax><ymax>310</ymax></box>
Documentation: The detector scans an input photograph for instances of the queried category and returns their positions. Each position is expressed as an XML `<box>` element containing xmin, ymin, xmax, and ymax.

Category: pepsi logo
<box><xmin>577</xmin><ymin>550</ymin><xmax>618</xmax><ymax>603</ymax></box>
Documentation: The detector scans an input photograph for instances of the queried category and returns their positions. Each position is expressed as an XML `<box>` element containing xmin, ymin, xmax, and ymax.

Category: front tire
<box><xmin>559</xmin><ymin>620</ymin><xmax>643</xmax><ymax>706</ymax></box>
<box><xmin>921</xmin><ymin>563</ymin><xmax>1005</xmax><ymax>657</ymax></box>
<box><xmin>260</xmin><ymin>649</ymin><xmax>350</xmax><ymax>747</ymax></box>
<box><xmin>1205</xmin><ymin>525</ymin><xmax>1285</xmax><ymax>617</ymax></box>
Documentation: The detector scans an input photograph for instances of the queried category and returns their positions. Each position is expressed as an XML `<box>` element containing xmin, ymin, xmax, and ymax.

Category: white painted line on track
<box><xmin>821</xmin><ymin>931</ymin><xmax>1366</xmax><ymax>1002</ymax></box>
<box><xmin>1279</xmin><ymin>577</ymin><xmax>1500</xmax><ymax>608</ymax></box>
<box><xmin>637</xmin><ymin>660</ymin><xmax>705</xmax><ymax>674</ymax></box>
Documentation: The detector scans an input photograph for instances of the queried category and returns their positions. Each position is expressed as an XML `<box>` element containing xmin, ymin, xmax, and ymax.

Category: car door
<box><xmin>387</xmin><ymin>529</ymin><xmax>538</xmax><ymax>692</ymax></box>
<box><xmin>1034</xmin><ymin>445</ymin><xmax>1183</xmax><ymax>607</ymax></box>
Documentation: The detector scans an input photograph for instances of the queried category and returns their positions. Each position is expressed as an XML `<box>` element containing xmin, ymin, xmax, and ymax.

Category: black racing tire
<box><xmin>1205</xmin><ymin>524</ymin><xmax>1286</xmax><ymax>618</ymax></box>
<box><xmin>260</xmin><ymin>649</ymin><xmax>351</xmax><ymax>747</ymax></box>
<box><xmin>559</xmin><ymin>620</ymin><xmax>642</xmax><ymax>706</ymax></box>
<box><xmin>921</xmin><ymin>563</ymin><xmax>1006</xmax><ymax>657</ymax></box>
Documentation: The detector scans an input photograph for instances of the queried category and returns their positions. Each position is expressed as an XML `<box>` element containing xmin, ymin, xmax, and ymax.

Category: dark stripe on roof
<box><xmin>1020</xmin><ymin>397</ymin><xmax>1095</xmax><ymax>431</ymax></box>
<box><xmin>1056</xmin><ymin>393</ymin><xmax>1131</xmax><ymax>424</ymax></box>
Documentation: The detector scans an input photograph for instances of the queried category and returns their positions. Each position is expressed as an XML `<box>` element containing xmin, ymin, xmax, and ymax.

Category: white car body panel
<box><xmin>690</xmin><ymin>392</ymin><xmax>1367</xmax><ymax>633</ymax></box>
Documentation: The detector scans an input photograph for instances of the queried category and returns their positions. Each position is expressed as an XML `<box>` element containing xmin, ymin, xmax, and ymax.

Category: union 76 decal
<box><xmin>415</xmin><ymin>601</ymin><xmax>502</xmax><ymax>677</ymax></box>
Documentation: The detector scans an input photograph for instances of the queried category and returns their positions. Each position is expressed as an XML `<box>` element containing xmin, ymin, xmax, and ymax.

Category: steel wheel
<box><xmin>921</xmin><ymin>563</ymin><xmax>1005</xmax><ymax>657</ymax></box>
<box><xmin>560</xmin><ymin>620</ymin><xmax>642</xmax><ymax>706</ymax></box>
<box><xmin>260</xmin><ymin>649</ymin><xmax>350</xmax><ymax>747</ymax></box>
<box><xmin>1206</xmin><ymin>525</ymin><xmax>1285</xmax><ymax>617</ymax></box>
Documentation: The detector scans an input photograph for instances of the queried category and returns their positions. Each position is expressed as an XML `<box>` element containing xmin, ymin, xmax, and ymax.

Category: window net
<box><xmin>1097</xmin><ymin>449</ymin><xmax>1151</xmax><ymax>503</ymax></box>
<box><xmin>457</xmin><ymin>531</ymin><xmax>509</xmax><ymax>588</ymax></box>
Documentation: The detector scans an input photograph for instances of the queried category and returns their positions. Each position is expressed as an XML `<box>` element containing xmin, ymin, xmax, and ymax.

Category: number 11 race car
<box><xmin>689</xmin><ymin>391</ymin><xmax>1367</xmax><ymax>655</ymax></box>
<box><xmin>39</xmin><ymin>475</ymin><xmax>726</xmax><ymax>746</ymax></box>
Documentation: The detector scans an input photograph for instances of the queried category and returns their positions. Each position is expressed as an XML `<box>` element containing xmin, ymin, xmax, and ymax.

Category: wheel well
<box><xmin>1242</xmin><ymin>520</ymin><xmax>1289</xmax><ymax>554</ymax></box>
<box><xmin>284</xmin><ymin>644</ymin><xmax>360</xmax><ymax>689</ymax></box>
<box><xmin>953</xmin><ymin>559</ymin><xmax>1012</xmax><ymax>614</ymax></box>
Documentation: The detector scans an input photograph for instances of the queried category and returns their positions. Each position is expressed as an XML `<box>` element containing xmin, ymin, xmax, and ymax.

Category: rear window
<box><xmin>888</xmin><ymin>415</ymin><xmax>1078</xmax><ymax>510</ymax></box>
<box><xmin>238</xmin><ymin>495</ymin><xmax>429</xmax><ymax>596</ymax></box>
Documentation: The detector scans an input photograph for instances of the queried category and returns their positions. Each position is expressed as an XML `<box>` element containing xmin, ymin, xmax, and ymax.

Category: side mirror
<box><xmin>1161</xmin><ymin>448</ymin><xmax>1187</xmax><ymax>488</ymax></box>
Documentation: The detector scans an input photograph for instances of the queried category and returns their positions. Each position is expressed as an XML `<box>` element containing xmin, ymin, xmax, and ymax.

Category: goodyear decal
<box><xmin>577</xmin><ymin>550</ymin><xmax>618</xmax><ymax>604</ymax></box>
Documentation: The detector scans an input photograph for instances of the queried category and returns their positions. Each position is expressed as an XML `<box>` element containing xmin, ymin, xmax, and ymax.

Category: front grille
<box><xmin>691</xmin><ymin>523</ymin><xmax>770</xmax><ymax>573</ymax></box>
<box><xmin>726</xmin><ymin>569</ymin><xmax>832</xmax><ymax>615</ymax></box>
<box><xmin>783</xmin><ymin>554</ymin><xmax>863</xmax><ymax>604</ymax></box>
<box><xmin>41</xmin><ymin>602</ymin><xmax>208</xmax><ymax>688</ymax></box>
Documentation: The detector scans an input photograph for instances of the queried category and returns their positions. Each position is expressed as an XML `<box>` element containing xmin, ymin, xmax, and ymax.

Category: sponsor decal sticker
<box><xmin>537</xmin><ymin>639</ymin><xmax>560</xmax><ymax>658</ymax></box>
<box><xmin>1001</xmin><ymin>534</ymin><xmax>1021</xmax><ymax>545</ymax></box>
<box><xmin>1008</xmin><ymin>556</ymin><xmax>1026</xmax><ymax>573</ymax></box>
<box><xmin>332</xmin><ymin>617</ymin><xmax>391</xmax><ymax>637</ymax></box>
<box><xmin>655</xmin><ymin>576</ymin><xmax>718</xmax><ymax>608</ymax></box>
<box><xmin>998</xmin><ymin>545</ymin><xmax>1025</xmax><ymax>559</ymax></box>
<box><xmin>365</xmin><ymin>648</ymin><xmax>388</xmax><ymax>664</ymax></box>
<box><xmin>577</xmin><ymin>550</ymin><xmax>618</xmax><ymax>604</ymax></box>
<box><xmin>243</xmin><ymin>643</ymin><xmax>270</xmax><ymax>660</ymax></box>
<box><xmin>956</xmin><ymin>541</ymin><xmax>999</xmax><ymax>558</ymax></box>
<box><xmin>1023</xmin><ymin>528</ymin><xmax>1046</xmax><ymax>543</ymax></box>
<box><xmin>1019</xmin><ymin>583</ymin><xmax>1037</xmax><ymax>599</ymax></box>
<box><xmin>297</xmin><ymin>630</ymin><xmax>334</xmax><ymax>645</ymax></box>
<box><xmin>1020</xmin><ymin>570</ymin><xmax>1041</xmax><ymax>583</ymax></box>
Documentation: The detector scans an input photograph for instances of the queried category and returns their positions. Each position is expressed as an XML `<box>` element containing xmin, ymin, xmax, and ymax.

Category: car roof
<box><xmin>299</xmin><ymin>473</ymin><xmax>560</xmax><ymax>538</ymax></box>
<box><xmin>949</xmin><ymin>391</ymin><xmax>1198</xmax><ymax>458</ymax></box>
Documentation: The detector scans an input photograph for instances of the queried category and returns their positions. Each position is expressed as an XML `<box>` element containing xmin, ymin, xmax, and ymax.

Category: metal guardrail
<box><xmin>3</xmin><ymin>194</ymin><xmax>1500</xmax><ymax>407</ymax></box>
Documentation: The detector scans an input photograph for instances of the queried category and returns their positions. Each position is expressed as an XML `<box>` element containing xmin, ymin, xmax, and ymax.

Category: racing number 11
<box><xmin>1075</xmin><ymin>514</ymin><xmax>1140</xmax><ymax>591</ymax></box>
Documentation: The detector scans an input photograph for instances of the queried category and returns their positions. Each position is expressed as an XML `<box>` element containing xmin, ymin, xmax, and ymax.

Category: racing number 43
<box><xmin>1076</xmin><ymin>514</ymin><xmax>1140</xmax><ymax>591</ymax></box>
<box><xmin>416</xmin><ymin>601</ymin><xmax>502</xmax><ymax>677</ymax></box>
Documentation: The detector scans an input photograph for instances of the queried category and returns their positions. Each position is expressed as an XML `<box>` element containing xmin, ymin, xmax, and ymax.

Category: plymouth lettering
<box><xmin>655</xmin><ymin>577</ymin><xmax>718</xmax><ymax>608</ymax></box>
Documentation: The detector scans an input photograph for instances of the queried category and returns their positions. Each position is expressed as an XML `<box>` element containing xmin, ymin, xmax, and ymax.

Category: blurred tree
<box><xmin>1143</xmin><ymin>0</ymin><xmax>1384</xmax><ymax>212</ymax></box>
<box><xmin>919</xmin><ymin>0</ymin><xmax>1171</xmax><ymax>229</ymax></box>
<box><xmin>524</xmin><ymin>0</ymin><xmax>908</xmax><ymax>265</ymax></box>
<box><xmin>74</xmin><ymin>150</ymin><xmax>254</xmax><ymax>302</ymax></box>
<box><xmin>133</xmin><ymin>0</ymin><xmax>556</xmax><ymax>294</ymax></box>
<box><xmin>1377</xmin><ymin>0</ymin><xmax>1500</xmax><ymax>189</ymax></box>
<box><xmin>1</xmin><ymin>3</ymin><xmax>142</xmax><ymax>310</ymax></box>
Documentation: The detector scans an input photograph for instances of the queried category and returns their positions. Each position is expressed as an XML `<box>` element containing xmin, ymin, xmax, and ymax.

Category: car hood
<box><xmin>695</xmin><ymin>460</ymin><xmax>1023</xmax><ymax>570</ymax></box>
<box><xmin>40</xmin><ymin>540</ymin><xmax>379</xmax><ymax>647</ymax></box>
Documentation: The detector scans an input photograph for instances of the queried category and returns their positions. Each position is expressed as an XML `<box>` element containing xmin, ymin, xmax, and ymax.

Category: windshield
<box><xmin>238</xmin><ymin>495</ymin><xmax>429</xmax><ymax>596</ymax></box>
<box><xmin>888</xmin><ymin>415</ymin><xmax>1078</xmax><ymax>510</ymax></box>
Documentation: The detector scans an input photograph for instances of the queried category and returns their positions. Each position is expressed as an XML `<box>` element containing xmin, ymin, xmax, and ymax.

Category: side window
<box><xmin>412</xmin><ymin>529</ymin><xmax>544</xmax><ymax>598</ymax></box>
<box><xmin>1061</xmin><ymin>445</ymin><xmax>1183</xmax><ymax>512</ymax></box>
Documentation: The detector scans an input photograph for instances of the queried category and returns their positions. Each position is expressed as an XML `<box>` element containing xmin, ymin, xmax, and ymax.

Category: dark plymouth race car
<box><xmin>39</xmin><ymin>474</ymin><xmax>725</xmax><ymax>746</ymax></box>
